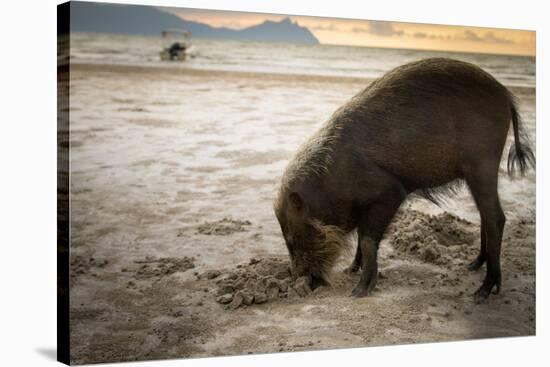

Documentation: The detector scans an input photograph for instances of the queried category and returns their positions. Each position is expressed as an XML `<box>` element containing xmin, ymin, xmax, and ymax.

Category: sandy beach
<box><xmin>68</xmin><ymin>63</ymin><xmax>535</xmax><ymax>364</ymax></box>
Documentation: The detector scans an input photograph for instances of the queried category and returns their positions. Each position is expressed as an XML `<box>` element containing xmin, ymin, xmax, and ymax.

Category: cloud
<box><xmin>462</xmin><ymin>30</ymin><xmax>513</xmax><ymax>44</ymax></box>
<box><xmin>430</xmin><ymin>34</ymin><xmax>451</xmax><ymax>40</ymax></box>
<box><xmin>413</xmin><ymin>32</ymin><xmax>428</xmax><ymax>39</ymax></box>
<box><xmin>407</xmin><ymin>31</ymin><xmax>451</xmax><ymax>40</ymax></box>
<box><xmin>463</xmin><ymin>30</ymin><xmax>482</xmax><ymax>41</ymax></box>
<box><xmin>483</xmin><ymin>31</ymin><xmax>514</xmax><ymax>44</ymax></box>
<box><xmin>352</xmin><ymin>21</ymin><xmax>404</xmax><ymax>36</ymax></box>
<box><xmin>311</xmin><ymin>23</ymin><xmax>339</xmax><ymax>31</ymax></box>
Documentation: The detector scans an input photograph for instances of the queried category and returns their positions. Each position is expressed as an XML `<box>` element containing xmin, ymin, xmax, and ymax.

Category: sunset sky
<box><xmin>165</xmin><ymin>7</ymin><xmax>535</xmax><ymax>56</ymax></box>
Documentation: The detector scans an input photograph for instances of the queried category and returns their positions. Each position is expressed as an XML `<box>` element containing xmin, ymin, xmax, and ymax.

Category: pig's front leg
<box><xmin>351</xmin><ymin>233</ymin><xmax>379</xmax><ymax>297</ymax></box>
<box><xmin>351</xmin><ymin>187</ymin><xmax>405</xmax><ymax>298</ymax></box>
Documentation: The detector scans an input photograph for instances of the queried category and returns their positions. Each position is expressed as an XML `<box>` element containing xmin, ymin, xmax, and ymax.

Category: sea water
<box><xmin>70</xmin><ymin>32</ymin><xmax>535</xmax><ymax>88</ymax></box>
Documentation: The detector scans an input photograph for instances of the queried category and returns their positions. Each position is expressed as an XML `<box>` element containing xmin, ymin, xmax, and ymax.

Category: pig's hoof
<box><xmin>351</xmin><ymin>285</ymin><xmax>370</xmax><ymax>298</ymax></box>
<box><xmin>473</xmin><ymin>287</ymin><xmax>491</xmax><ymax>304</ymax></box>
<box><xmin>473</xmin><ymin>279</ymin><xmax>500</xmax><ymax>304</ymax></box>
<box><xmin>467</xmin><ymin>256</ymin><xmax>485</xmax><ymax>271</ymax></box>
<box><xmin>351</xmin><ymin>279</ymin><xmax>376</xmax><ymax>298</ymax></box>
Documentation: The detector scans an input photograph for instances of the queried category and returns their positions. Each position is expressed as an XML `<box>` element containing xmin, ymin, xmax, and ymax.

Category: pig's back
<box><xmin>333</xmin><ymin>58</ymin><xmax>512</xmax><ymax>188</ymax></box>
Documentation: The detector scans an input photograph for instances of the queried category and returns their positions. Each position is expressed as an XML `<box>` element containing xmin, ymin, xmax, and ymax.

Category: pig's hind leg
<box><xmin>464</xmin><ymin>163</ymin><xmax>505</xmax><ymax>303</ymax></box>
<box><xmin>468</xmin><ymin>223</ymin><xmax>487</xmax><ymax>271</ymax></box>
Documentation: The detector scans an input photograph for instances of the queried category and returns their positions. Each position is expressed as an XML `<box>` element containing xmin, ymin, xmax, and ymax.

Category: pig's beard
<box><xmin>306</xmin><ymin>219</ymin><xmax>352</xmax><ymax>284</ymax></box>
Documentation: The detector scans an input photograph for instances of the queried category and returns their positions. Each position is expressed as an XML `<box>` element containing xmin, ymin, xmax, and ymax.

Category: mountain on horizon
<box><xmin>68</xmin><ymin>1</ymin><xmax>319</xmax><ymax>45</ymax></box>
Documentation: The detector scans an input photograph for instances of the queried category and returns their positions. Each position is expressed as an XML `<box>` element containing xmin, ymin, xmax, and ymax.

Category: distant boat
<box><xmin>159</xmin><ymin>29</ymin><xmax>194</xmax><ymax>61</ymax></box>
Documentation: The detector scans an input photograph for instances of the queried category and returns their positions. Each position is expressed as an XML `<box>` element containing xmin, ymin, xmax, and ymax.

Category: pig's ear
<box><xmin>289</xmin><ymin>192</ymin><xmax>304</xmax><ymax>212</ymax></box>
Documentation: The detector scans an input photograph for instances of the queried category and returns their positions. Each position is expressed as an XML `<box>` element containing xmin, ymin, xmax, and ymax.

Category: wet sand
<box><xmin>68</xmin><ymin>63</ymin><xmax>535</xmax><ymax>364</ymax></box>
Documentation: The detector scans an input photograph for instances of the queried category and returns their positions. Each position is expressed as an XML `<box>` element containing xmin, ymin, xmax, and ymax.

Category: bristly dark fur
<box><xmin>413</xmin><ymin>179</ymin><xmax>465</xmax><ymax>206</ymax></box>
<box><xmin>507</xmin><ymin>101</ymin><xmax>535</xmax><ymax>176</ymax></box>
<box><xmin>276</xmin><ymin>58</ymin><xmax>534</xmax><ymax>301</ymax></box>
<box><xmin>416</xmin><ymin>95</ymin><xmax>535</xmax><ymax>206</ymax></box>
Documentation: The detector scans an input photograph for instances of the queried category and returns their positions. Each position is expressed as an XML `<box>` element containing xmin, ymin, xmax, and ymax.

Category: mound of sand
<box><xmin>208</xmin><ymin>257</ymin><xmax>313</xmax><ymax>310</ymax></box>
<box><xmin>196</xmin><ymin>218</ymin><xmax>252</xmax><ymax>235</ymax></box>
<box><xmin>386</xmin><ymin>209</ymin><xmax>477</xmax><ymax>265</ymax></box>
<box><xmin>207</xmin><ymin>209</ymin><xmax>481</xmax><ymax>309</ymax></box>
